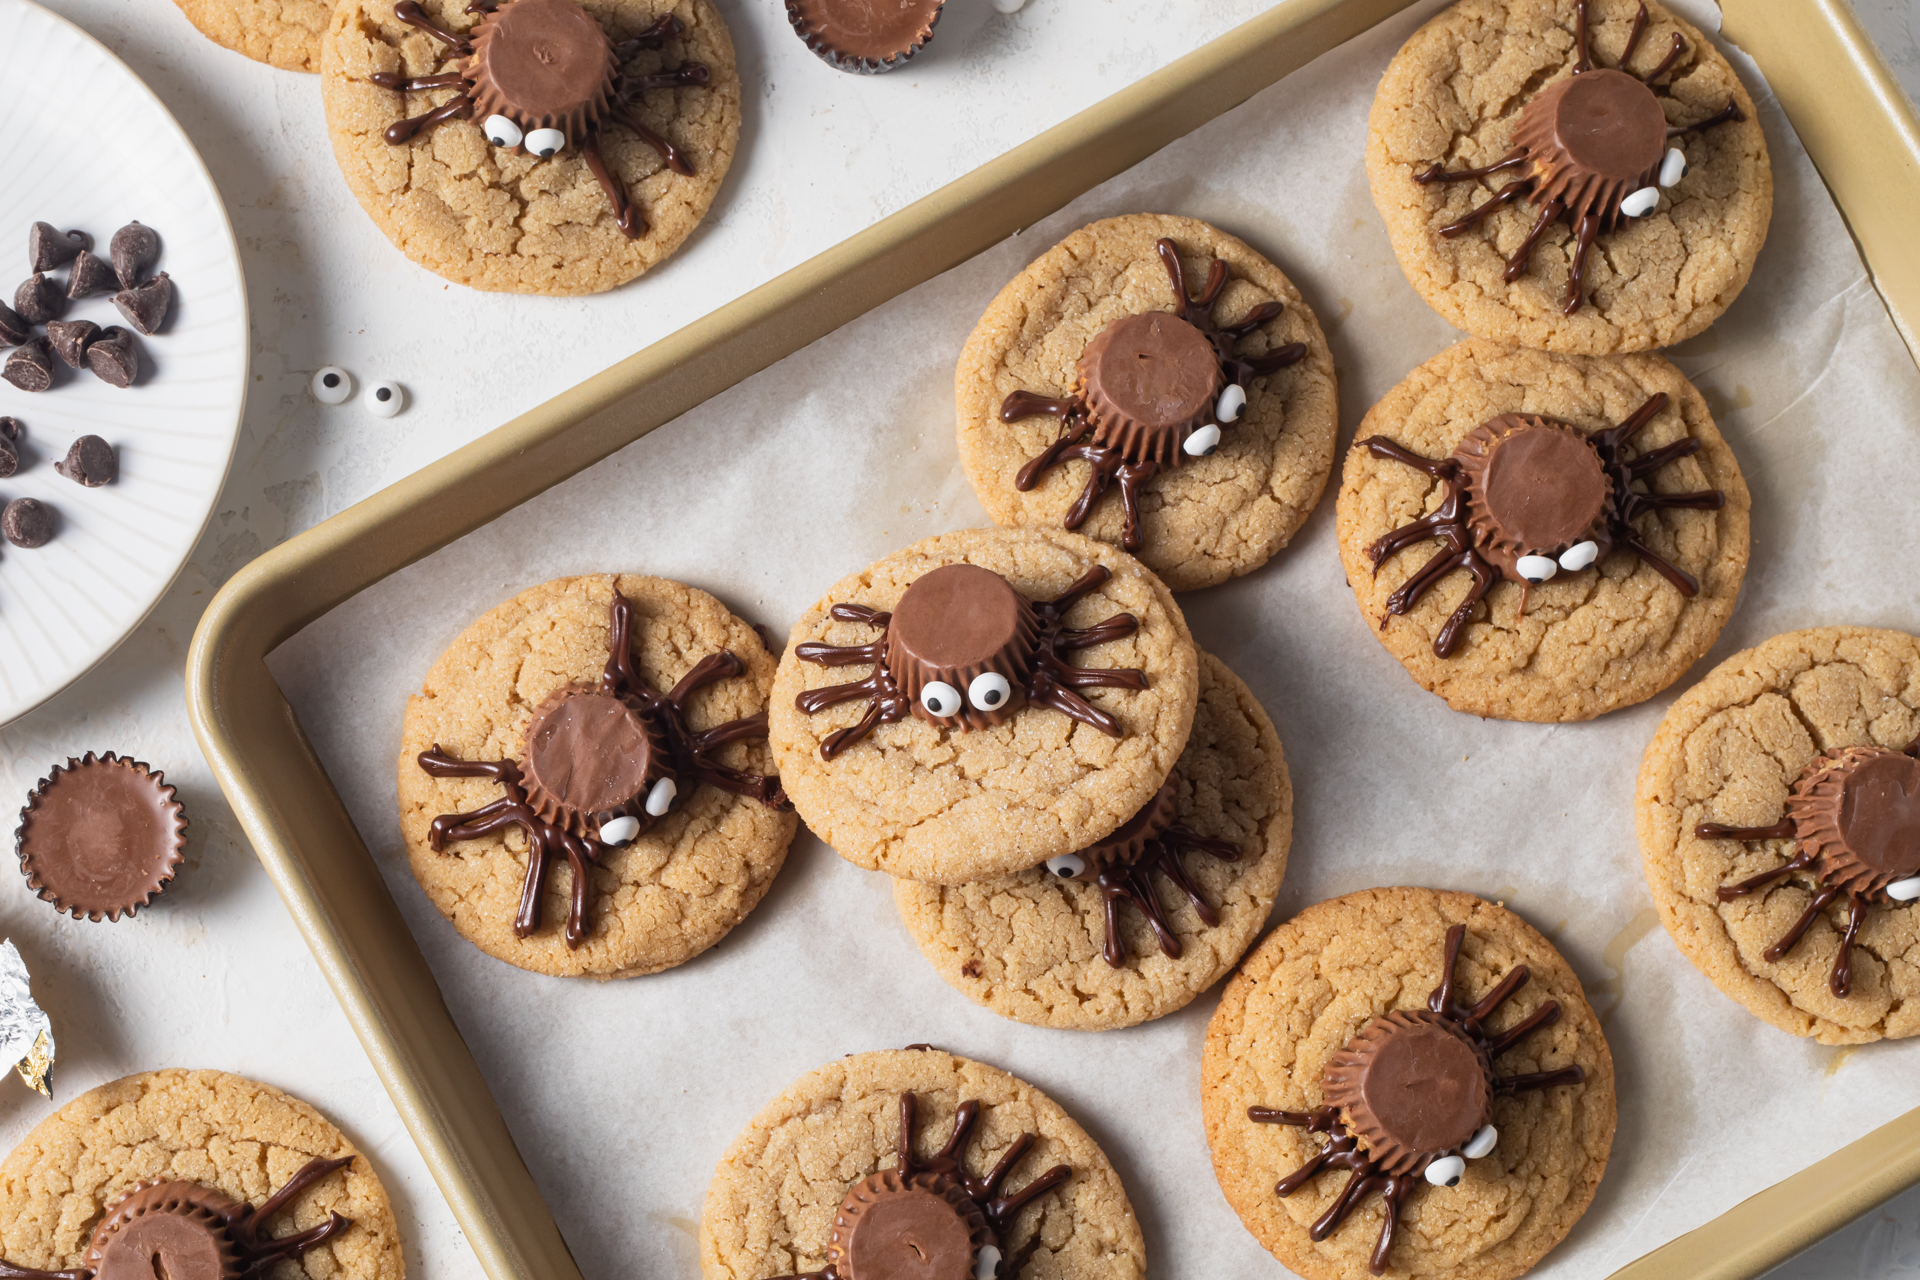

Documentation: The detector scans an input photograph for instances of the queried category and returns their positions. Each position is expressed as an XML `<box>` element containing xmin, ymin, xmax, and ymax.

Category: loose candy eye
<box><xmin>526</xmin><ymin>128</ymin><xmax>565</xmax><ymax>158</ymax></box>
<box><xmin>1620</xmin><ymin>186</ymin><xmax>1660</xmax><ymax>218</ymax></box>
<box><xmin>1424</xmin><ymin>1155</ymin><xmax>1466</xmax><ymax>1188</ymax></box>
<box><xmin>1463</xmin><ymin>1124</ymin><xmax>1498</xmax><ymax>1159</ymax></box>
<box><xmin>920</xmin><ymin>680</ymin><xmax>961</xmax><ymax>718</ymax></box>
<box><xmin>1044</xmin><ymin>853</ymin><xmax>1086</xmax><ymax>879</ymax></box>
<box><xmin>968</xmin><ymin>671</ymin><xmax>1011</xmax><ymax>711</ymax></box>
<box><xmin>1658</xmin><ymin>146</ymin><xmax>1688</xmax><ymax>188</ymax></box>
<box><xmin>365</xmin><ymin>381</ymin><xmax>406</xmax><ymax>417</ymax></box>
<box><xmin>598</xmin><ymin>815</ymin><xmax>641</xmax><ymax>846</ymax></box>
<box><xmin>1515</xmin><ymin>555</ymin><xmax>1558</xmax><ymax>584</ymax></box>
<box><xmin>974</xmin><ymin>1244</ymin><xmax>1003</xmax><ymax>1280</ymax></box>
<box><xmin>1558</xmin><ymin>540</ymin><xmax>1600</xmax><ymax>572</ymax></box>
<box><xmin>1888</xmin><ymin>875</ymin><xmax>1920</xmax><ymax>902</ymax></box>
<box><xmin>483</xmin><ymin>115</ymin><xmax>524</xmax><ymax>148</ymax></box>
<box><xmin>1215</xmin><ymin>384</ymin><xmax>1247</xmax><ymax>423</ymax></box>
<box><xmin>645</xmin><ymin>777</ymin><xmax>678</xmax><ymax>817</ymax></box>
<box><xmin>310</xmin><ymin>366</ymin><xmax>352</xmax><ymax>404</ymax></box>
<box><xmin>1183</xmin><ymin>424</ymin><xmax>1223</xmax><ymax>457</ymax></box>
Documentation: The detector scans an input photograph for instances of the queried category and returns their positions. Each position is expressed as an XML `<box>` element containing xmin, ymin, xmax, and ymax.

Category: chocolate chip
<box><xmin>0</xmin><ymin>438</ymin><xmax>18</xmax><ymax>480</ymax></box>
<box><xmin>13</xmin><ymin>274</ymin><xmax>62</xmax><ymax>325</ymax></box>
<box><xmin>45</xmin><ymin>319</ymin><xmax>99</xmax><ymax>370</ymax></box>
<box><xmin>66</xmin><ymin>251</ymin><xmax>115</xmax><ymax>300</ymax></box>
<box><xmin>3</xmin><ymin>340</ymin><xmax>52</xmax><ymax>393</ymax></box>
<box><xmin>28</xmin><ymin>223</ymin><xmax>88</xmax><ymax>272</ymax></box>
<box><xmin>84</xmin><ymin>327</ymin><xmax>138</xmax><ymax>388</ymax></box>
<box><xmin>113</xmin><ymin>273</ymin><xmax>171</xmax><ymax>336</ymax></box>
<box><xmin>110</xmin><ymin>222</ymin><xmax>159</xmax><ymax>290</ymax></box>
<box><xmin>2</xmin><ymin>498</ymin><xmax>54</xmax><ymax>548</ymax></box>
<box><xmin>0</xmin><ymin>303</ymin><xmax>26</xmax><ymax>348</ymax></box>
<box><xmin>55</xmin><ymin>435</ymin><xmax>116</xmax><ymax>487</ymax></box>
<box><xmin>0</xmin><ymin>417</ymin><xmax>21</xmax><ymax>442</ymax></box>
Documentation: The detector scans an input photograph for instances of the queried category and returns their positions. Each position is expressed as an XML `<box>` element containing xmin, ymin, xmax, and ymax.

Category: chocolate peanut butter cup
<box><xmin>466</xmin><ymin>0</ymin><xmax>618</xmax><ymax>148</ymax></box>
<box><xmin>828</xmin><ymin>1168</ymin><xmax>990</xmax><ymax>1280</ymax></box>
<box><xmin>1454</xmin><ymin>414</ymin><xmax>1612</xmax><ymax>578</ymax></box>
<box><xmin>1078</xmin><ymin>311</ymin><xmax>1225</xmax><ymax>467</ymax></box>
<box><xmin>886</xmin><ymin>563</ymin><xmax>1038</xmax><ymax>730</ymax></box>
<box><xmin>1322</xmin><ymin>1009</ymin><xmax>1491</xmax><ymax>1176</ymax></box>
<box><xmin>784</xmin><ymin>0</ymin><xmax>943</xmax><ymax>74</ymax></box>
<box><xmin>16</xmin><ymin>752</ymin><xmax>187</xmax><ymax>922</ymax></box>
<box><xmin>84</xmin><ymin>1181</ymin><xmax>247</xmax><ymax>1280</ymax></box>
<box><xmin>517</xmin><ymin>684</ymin><xmax>664</xmax><ymax>833</ymax></box>
<box><xmin>1785</xmin><ymin>746</ymin><xmax>1920</xmax><ymax>896</ymax></box>
<box><xmin>1510</xmin><ymin>68</ymin><xmax>1668</xmax><ymax>233</ymax></box>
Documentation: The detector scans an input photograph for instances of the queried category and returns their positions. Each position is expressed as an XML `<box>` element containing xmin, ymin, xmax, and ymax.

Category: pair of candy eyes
<box><xmin>1619</xmin><ymin>147</ymin><xmax>1691</xmax><ymax>218</ymax></box>
<box><xmin>919</xmin><ymin>672</ymin><xmax>1012</xmax><ymax>718</ymax></box>
<box><xmin>482</xmin><ymin>116</ymin><xmax>565</xmax><ymax>158</ymax></box>
<box><xmin>310</xmin><ymin>367</ymin><xmax>405</xmax><ymax>416</ymax></box>
<box><xmin>1515</xmin><ymin>540</ymin><xmax>1600</xmax><ymax>584</ymax></box>
<box><xmin>1425</xmin><ymin>1125</ymin><xmax>1499</xmax><ymax>1187</ymax></box>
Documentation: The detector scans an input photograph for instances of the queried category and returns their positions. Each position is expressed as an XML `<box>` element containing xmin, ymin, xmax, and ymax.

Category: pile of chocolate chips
<box><xmin>1</xmin><ymin>220</ymin><xmax>174</xmax><ymax>392</ymax></box>
<box><xmin>0</xmin><ymin>416</ymin><xmax>118</xmax><ymax>551</ymax></box>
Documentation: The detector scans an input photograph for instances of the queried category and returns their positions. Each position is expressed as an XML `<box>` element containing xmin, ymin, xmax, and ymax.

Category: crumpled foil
<box><xmin>0</xmin><ymin>940</ymin><xmax>54</xmax><ymax>1098</ymax></box>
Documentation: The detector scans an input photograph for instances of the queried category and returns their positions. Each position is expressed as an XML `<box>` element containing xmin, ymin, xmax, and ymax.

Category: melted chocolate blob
<box><xmin>16</xmin><ymin>752</ymin><xmax>186</xmax><ymax>922</ymax></box>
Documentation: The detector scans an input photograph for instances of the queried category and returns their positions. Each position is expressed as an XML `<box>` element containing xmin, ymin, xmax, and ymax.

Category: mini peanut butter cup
<box><xmin>1512</xmin><ymin>69</ymin><xmax>1667</xmax><ymax>231</ymax></box>
<box><xmin>467</xmin><ymin>0</ymin><xmax>619</xmax><ymax>147</ymax></box>
<box><xmin>16</xmin><ymin>752</ymin><xmax>187</xmax><ymax>922</ymax></box>
<box><xmin>886</xmin><ymin>563</ymin><xmax>1038</xmax><ymax>729</ymax></box>
<box><xmin>784</xmin><ymin>0</ymin><xmax>943</xmax><ymax>74</ymax></box>
<box><xmin>1077</xmin><ymin>311</ymin><xmax>1224</xmax><ymax>466</ymax></box>
<box><xmin>84</xmin><ymin>1181</ymin><xmax>245</xmax><ymax>1280</ymax></box>
<box><xmin>828</xmin><ymin>1169</ymin><xmax>989</xmax><ymax>1280</ymax></box>
<box><xmin>1322</xmin><ymin>1009</ymin><xmax>1491</xmax><ymax>1175</ymax></box>
<box><xmin>1072</xmin><ymin>778</ymin><xmax>1177</xmax><ymax>879</ymax></box>
<box><xmin>1454</xmin><ymin>414</ymin><xmax>1611</xmax><ymax>576</ymax></box>
<box><xmin>517</xmin><ymin>685</ymin><xmax>663</xmax><ymax>834</ymax></box>
<box><xmin>1786</xmin><ymin>746</ymin><xmax>1920</xmax><ymax>898</ymax></box>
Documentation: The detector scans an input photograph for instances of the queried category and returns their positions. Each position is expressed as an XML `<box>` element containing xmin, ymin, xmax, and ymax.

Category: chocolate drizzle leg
<box><xmin>1697</xmin><ymin>738</ymin><xmax>1920</xmax><ymax>998</ymax></box>
<box><xmin>999</xmin><ymin>236</ymin><xmax>1306</xmax><ymax>552</ymax></box>
<box><xmin>1249</xmin><ymin>924</ymin><xmax>1585</xmax><ymax>1276</ymax></box>
<box><xmin>1357</xmin><ymin>392</ymin><xmax>1725</xmax><ymax>658</ymax></box>
<box><xmin>368</xmin><ymin>0</ymin><xmax>707</xmax><ymax>239</ymax></box>
<box><xmin>418</xmin><ymin>586</ymin><xmax>787</xmax><ymax>948</ymax></box>
<box><xmin>1414</xmin><ymin>0</ymin><xmax>1745</xmax><ymax>313</ymax></box>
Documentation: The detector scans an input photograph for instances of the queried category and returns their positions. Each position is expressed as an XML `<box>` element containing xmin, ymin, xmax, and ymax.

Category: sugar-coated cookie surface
<box><xmin>0</xmin><ymin>1069</ymin><xmax>402</xmax><ymax>1280</ymax></box>
<box><xmin>1335</xmin><ymin>339</ymin><xmax>1748</xmax><ymax>721</ymax></box>
<box><xmin>893</xmin><ymin>650</ymin><xmax>1291</xmax><ymax>1030</ymax></box>
<box><xmin>699</xmin><ymin>1048</ymin><xmax>1144</xmax><ymax>1280</ymax></box>
<box><xmin>1203</xmin><ymin>888</ymin><xmax>1615</xmax><ymax>1280</ymax></box>
<box><xmin>956</xmin><ymin>213</ymin><xmax>1338</xmax><ymax>592</ymax></box>
<box><xmin>174</xmin><ymin>0</ymin><xmax>330</xmax><ymax>70</ymax></box>
<box><xmin>1367</xmin><ymin>0</ymin><xmax>1770</xmax><ymax>353</ymax></box>
<box><xmin>320</xmin><ymin>0</ymin><xmax>739</xmax><ymax>294</ymax></box>
<box><xmin>769</xmin><ymin>527</ymin><xmax>1198</xmax><ymax>884</ymax></box>
<box><xmin>398</xmin><ymin>573</ymin><xmax>796</xmax><ymax>978</ymax></box>
<box><xmin>1637</xmin><ymin>625</ymin><xmax>1920</xmax><ymax>1044</ymax></box>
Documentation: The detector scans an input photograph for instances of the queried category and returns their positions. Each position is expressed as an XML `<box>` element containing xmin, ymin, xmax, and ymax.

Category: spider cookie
<box><xmin>1334</xmin><ymin>339</ymin><xmax>1747</xmax><ymax>721</ymax></box>
<box><xmin>1203</xmin><ymin>888</ymin><xmax>1613</xmax><ymax>1280</ymax></box>
<box><xmin>956</xmin><ymin>213</ymin><xmax>1338</xmax><ymax>592</ymax></box>
<box><xmin>768</xmin><ymin>527</ymin><xmax>1199</xmax><ymax>884</ymax></box>
<box><xmin>0</xmin><ymin>1069</ymin><xmax>401</xmax><ymax>1280</ymax></box>
<box><xmin>172</xmin><ymin>0</ymin><xmax>331</xmax><ymax>71</ymax></box>
<box><xmin>699</xmin><ymin>1047</ymin><xmax>1145</xmax><ymax>1280</ymax></box>
<box><xmin>321</xmin><ymin>0</ymin><xmax>739</xmax><ymax>293</ymax></box>
<box><xmin>1637</xmin><ymin>626</ymin><xmax>1920</xmax><ymax>1044</ymax></box>
<box><xmin>398</xmin><ymin>573</ymin><xmax>796</xmax><ymax>978</ymax></box>
<box><xmin>1368</xmin><ymin>0</ymin><xmax>1770</xmax><ymax>353</ymax></box>
<box><xmin>893</xmin><ymin>650</ymin><xmax>1291</xmax><ymax>1030</ymax></box>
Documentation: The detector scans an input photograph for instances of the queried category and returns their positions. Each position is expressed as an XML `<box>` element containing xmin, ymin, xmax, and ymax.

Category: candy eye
<box><xmin>1620</xmin><ymin>186</ymin><xmax>1660</xmax><ymax>218</ymax></box>
<box><xmin>598</xmin><ymin>815</ymin><xmax>640</xmax><ymax>846</ymax></box>
<box><xmin>525</xmin><ymin>128</ymin><xmax>565</xmax><ymax>158</ymax></box>
<box><xmin>310</xmin><ymin>366</ymin><xmax>352</xmax><ymax>404</ymax></box>
<box><xmin>1183</xmin><ymin>424</ymin><xmax>1223</xmax><ymax>457</ymax></box>
<box><xmin>1658</xmin><ymin>146</ymin><xmax>1688</xmax><ymax>188</ymax></box>
<box><xmin>1887</xmin><ymin>875</ymin><xmax>1920</xmax><ymax>901</ymax></box>
<box><xmin>365</xmin><ymin>381</ymin><xmax>406</xmax><ymax>417</ymax></box>
<box><xmin>920</xmin><ymin>680</ymin><xmax>961</xmax><ymax>718</ymax></box>
<box><xmin>644</xmin><ymin>777</ymin><xmax>677</xmax><ymax>817</ymax></box>
<box><xmin>1424</xmin><ymin>1155</ymin><xmax>1465</xmax><ymax>1188</ymax></box>
<box><xmin>1044</xmin><ymin>853</ymin><xmax>1085</xmax><ymax>879</ymax></box>
<box><xmin>1215</xmin><ymin>384</ymin><xmax>1247</xmax><ymax>423</ymax></box>
<box><xmin>1515</xmin><ymin>555</ymin><xmax>1557</xmax><ymax>584</ymax></box>
<box><xmin>968</xmin><ymin>672</ymin><xmax>1012</xmax><ymax>711</ymax></box>
<box><xmin>483</xmin><ymin>115</ymin><xmax>524</xmax><ymax>148</ymax></box>
<box><xmin>1558</xmin><ymin>540</ymin><xmax>1599</xmax><ymax>572</ymax></box>
<box><xmin>1463</xmin><ymin>1124</ymin><xmax>1498</xmax><ymax>1159</ymax></box>
<box><xmin>973</xmin><ymin>1244</ymin><xmax>1003</xmax><ymax>1280</ymax></box>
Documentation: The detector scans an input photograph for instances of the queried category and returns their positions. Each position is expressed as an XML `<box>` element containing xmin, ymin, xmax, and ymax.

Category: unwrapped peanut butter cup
<box><xmin>828</xmin><ymin>1168</ymin><xmax>989</xmax><ymax>1280</ymax></box>
<box><xmin>1454</xmin><ymin>414</ymin><xmax>1611</xmax><ymax>576</ymax></box>
<box><xmin>16</xmin><ymin>752</ymin><xmax>187</xmax><ymax>922</ymax></box>
<box><xmin>84</xmin><ymin>1181</ymin><xmax>245</xmax><ymax>1280</ymax></box>
<box><xmin>1322</xmin><ymin>1008</ymin><xmax>1491</xmax><ymax>1175</ymax></box>
<box><xmin>784</xmin><ymin>0</ymin><xmax>943</xmax><ymax>74</ymax></box>
<box><xmin>517</xmin><ymin>685</ymin><xmax>663</xmax><ymax>834</ymax></box>
<box><xmin>1077</xmin><ymin>311</ymin><xmax>1224</xmax><ymax>466</ymax></box>
<box><xmin>467</xmin><ymin>0</ymin><xmax>619</xmax><ymax>147</ymax></box>
<box><xmin>886</xmin><ymin>563</ymin><xmax>1037</xmax><ymax>729</ymax></box>
<box><xmin>1071</xmin><ymin>778</ymin><xmax>1177</xmax><ymax>879</ymax></box>
<box><xmin>1511</xmin><ymin>69</ymin><xmax>1667</xmax><ymax>232</ymax></box>
<box><xmin>1786</xmin><ymin>745</ymin><xmax>1920</xmax><ymax>898</ymax></box>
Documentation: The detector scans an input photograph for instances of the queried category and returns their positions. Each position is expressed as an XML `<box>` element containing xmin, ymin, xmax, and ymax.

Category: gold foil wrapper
<box><xmin>0</xmin><ymin>939</ymin><xmax>54</xmax><ymax>1098</ymax></box>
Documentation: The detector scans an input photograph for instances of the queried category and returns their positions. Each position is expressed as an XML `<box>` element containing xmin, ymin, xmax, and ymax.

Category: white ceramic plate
<box><xmin>0</xmin><ymin>0</ymin><xmax>246</xmax><ymax>724</ymax></box>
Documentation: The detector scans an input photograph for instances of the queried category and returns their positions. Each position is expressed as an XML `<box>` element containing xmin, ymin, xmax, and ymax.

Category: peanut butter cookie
<box><xmin>768</xmin><ymin>527</ymin><xmax>1198</xmax><ymax>885</ymax></box>
<box><xmin>0</xmin><ymin>1069</ymin><xmax>402</xmax><ymax>1280</ymax></box>
<box><xmin>1367</xmin><ymin>0</ymin><xmax>1770</xmax><ymax>353</ymax></box>
<box><xmin>321</xmin><ymin>0</ymin><xmax>739</xmax><ymax>294</ymax></box>
<box><xmin>699</xmin><ymin>1047</ymin><xmax>1144</xmax><ymax>1280</ymax></box>
<box><xmin>398</xmin><ymin>573</ymin><xmax>797</xmax><ymax>978</ymax></box>
<box><xmin>956</xmin><ymin>213</ymin><xmax>1338</xmax><ymax>592</ymax></box>
<box><xmin>1637</xmin><ymin>625</ymin><xmax>1920</xmax><ymax>1044</ymax></box>
<box><xmin>174</xmin><ymin>0</ymin><xmax>330</xmax><ymax>70</ymax></box>
<box><xmin>1203</xmin><ymin>887</ymin><xmax>1614</xmax><ymax>1280</ymax></box>
<box><xmin>1335</xmin><ymin>338</ymin><xmax>1747</xmax><ymax>721</ymax></box>
<box><xmin>893</xmin><ymin>650</ymin><xmax>1291</xmax><ymax>1030</ymax></box>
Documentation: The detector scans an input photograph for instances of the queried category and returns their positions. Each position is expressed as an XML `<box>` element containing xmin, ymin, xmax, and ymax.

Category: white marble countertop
<box><xmin>0</xmin><ymin>0</ymin><xmax>1914</xmax><ymax>1277</ymax></box>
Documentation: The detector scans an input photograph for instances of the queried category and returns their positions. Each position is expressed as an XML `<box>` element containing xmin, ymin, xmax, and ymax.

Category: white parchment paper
<box><xmin>270</xmin><ymin>2</ymin><xmax>1920</xmax><ymax>1275</ymax></box>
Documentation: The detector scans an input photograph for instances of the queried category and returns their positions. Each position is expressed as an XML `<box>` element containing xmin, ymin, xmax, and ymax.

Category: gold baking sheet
<box><xmin>183</xmin><ymin>1</ymin><xmax>1920</xmax><ymax>1278</ymax></box>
